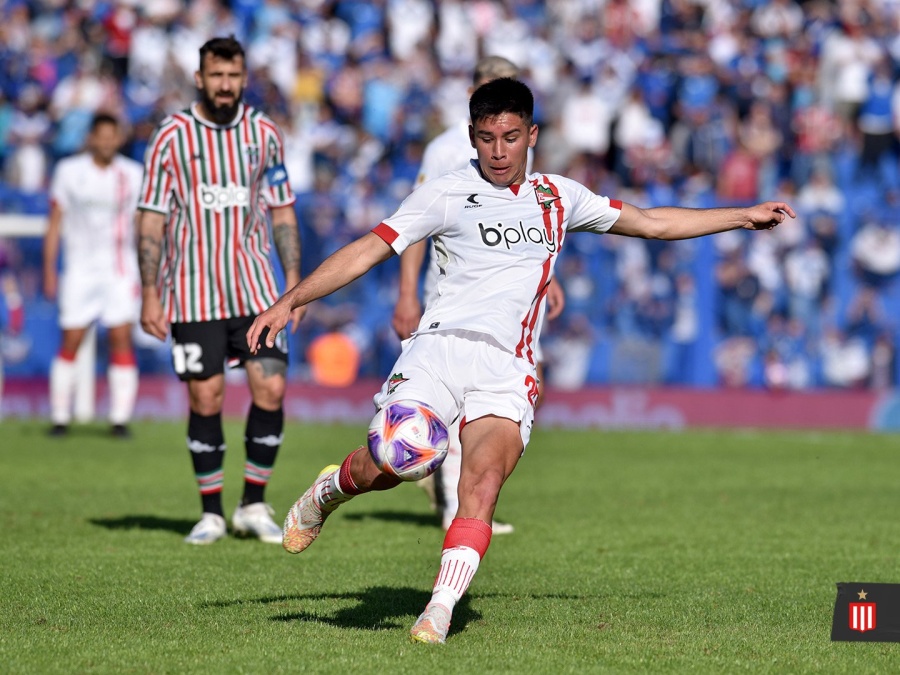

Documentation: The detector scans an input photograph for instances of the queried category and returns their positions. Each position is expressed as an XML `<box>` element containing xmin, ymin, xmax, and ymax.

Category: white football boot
<box><xmin>184</xmin><ymin>512</ymin><xmax>227</xmax><ymax>545</ymax></box>
<box><xmin>232</xmin><ymin>502</ymin><xmax>283</xmax><ymax>544</ymax></box>
<box><xmin>410</xmin><ymin>603</ymin><xmax>452</xmax><ymax>644</ymax></box>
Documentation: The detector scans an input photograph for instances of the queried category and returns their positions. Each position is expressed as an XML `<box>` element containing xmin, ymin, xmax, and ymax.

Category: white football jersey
<box><xmin>375</xmin><ymin>161</ymin><xmax>622</xmax><ymax>363</ymax></box>
<box><xmin>50</xmin><ymin>152</ymin><xmax>144</xmax><ymax>280</ymax></box>
<box><xmin>416</xmin><ymin>119</ymin><xmax>534</xmax><ymax>303</ymax></box>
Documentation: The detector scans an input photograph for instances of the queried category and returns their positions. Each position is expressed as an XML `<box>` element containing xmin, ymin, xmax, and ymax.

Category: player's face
<box><xmin>194</xmin><ymin>54</ymin><xmax>247</xmax><ymax>124</ymax></box>
<box><xmin>88</xmin><ymin>122</ymin><xmax>121</xmax><ymax>165</ymax></box>
<box><xmin>469</xmin><ymin>113</ymin><xmax>537</xmax><ymax>186</ymax></box>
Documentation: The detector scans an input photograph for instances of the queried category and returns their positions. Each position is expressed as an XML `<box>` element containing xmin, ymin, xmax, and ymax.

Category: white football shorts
<box><xmin>59</xmin><ymin>271</ymin><xmax>140</xmax><ymax>330</ymax></box>
<box><xmin>373</xmin><ymin>329</ymin><xmax>538</xmax><ymax>449</ymax></box>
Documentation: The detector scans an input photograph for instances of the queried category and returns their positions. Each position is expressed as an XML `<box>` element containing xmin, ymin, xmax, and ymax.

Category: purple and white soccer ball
<box><xmin>367</xmin><ymin>400</ymin><xmax>449</xmax><ymax>481</ymax></box>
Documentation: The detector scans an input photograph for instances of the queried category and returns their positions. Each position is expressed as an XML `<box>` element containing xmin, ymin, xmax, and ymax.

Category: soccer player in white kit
<box><xmin>393</xmin><ymin>55</ymin><xmax>564</xmax><ymax>534</ymax></box>
<box><xmin>248</xmin><ymin>78</ymin><xmax>795</xmax><ymax>644</ymax></box>
<box><xmin>43</xmin><ymin>113</ymin><xmax>143</xmax><ymax>437</ymax></box>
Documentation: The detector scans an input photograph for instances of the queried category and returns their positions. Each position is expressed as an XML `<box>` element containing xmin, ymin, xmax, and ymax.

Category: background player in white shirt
<box><xmin>248</xmin><ymin>78</ymin><xmax>795</xmax><ymax>644</ymax></box>
<box><xmin>392</xmin><ymin>55</ymin><xmax>565</xmax><ymax>535</ymax></box>
<box><xmin>43</xmin><ymin>113</ymin><xmax>143</xmax><ymax>437</ymax></box>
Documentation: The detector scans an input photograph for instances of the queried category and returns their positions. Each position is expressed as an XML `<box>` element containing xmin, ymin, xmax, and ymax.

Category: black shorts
<box><xmin>170</xmin><ymin>316</ymin><xmax>288</xmax><ymax>381</ymax></box>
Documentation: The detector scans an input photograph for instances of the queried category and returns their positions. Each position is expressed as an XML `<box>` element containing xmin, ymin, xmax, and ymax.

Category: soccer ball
<box><xmin>367</xmin><ymin>401</ymin><xmax>449</xmax><ymax>481</ymax></box>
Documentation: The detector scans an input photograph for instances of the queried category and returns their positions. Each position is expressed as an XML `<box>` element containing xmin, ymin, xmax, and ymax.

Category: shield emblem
<box><xmin>849</xmin><ymin>602</ymin><xmax>876</xmax><ymax>632</ymax></box>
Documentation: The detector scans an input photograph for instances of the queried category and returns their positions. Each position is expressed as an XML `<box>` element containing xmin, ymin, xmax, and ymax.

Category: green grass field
<box><xmin>1</xmin><ymin>419</ymin><xmax>898</xmax><ymax>673</ymax></box>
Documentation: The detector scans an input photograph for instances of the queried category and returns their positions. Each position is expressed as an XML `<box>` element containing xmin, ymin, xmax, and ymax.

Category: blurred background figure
<box><xmin>43</xmin><ymin>113</ymin><xmax>143</xmax><ymax>437</ymax></box>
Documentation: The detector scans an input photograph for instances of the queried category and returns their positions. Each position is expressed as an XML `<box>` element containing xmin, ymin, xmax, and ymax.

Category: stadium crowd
<box><xmin>0</xmin><ymin>0</ymin><xmax>899</xmax><ymax>390</ymax></box>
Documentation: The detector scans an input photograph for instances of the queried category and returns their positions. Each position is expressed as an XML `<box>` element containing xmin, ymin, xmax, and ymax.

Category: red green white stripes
<box><xmin>244</xmin><ymin>460</ymin><xmax>274</xmax><ymax>487</ymax></box>
<box><xmin>138</xmin><ymin>105</ymin><xmax>295</xmax><ymax>322</ymax></box>
<box><xmin>196</xmin><ymin>469</ymin><xmax>225</xmax><ymax>495</ymax></box>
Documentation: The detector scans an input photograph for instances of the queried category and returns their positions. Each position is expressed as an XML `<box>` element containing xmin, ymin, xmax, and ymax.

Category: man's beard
<box><xmin>200</xmin><ymin>88</ymin><xmax>242</xmax><ymax>125</ymax></box>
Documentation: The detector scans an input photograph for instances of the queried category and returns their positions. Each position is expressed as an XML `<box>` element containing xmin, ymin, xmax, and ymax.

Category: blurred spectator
<box><xmin>818</xmin><ymin>16</ymin><xmax>883</xmax><ymax>123</ymax></box>
<box><xmin>49</xmin><ymin>54</ymin><xmax>118</xmax><ymax>159</ymax></box>
<box><xmin>6</xmin><ymin>85</ymin><xmax>50</xmax><ymax>194</ymax></box>
<box><xmin>715</xmin><ymin>337</ymin><xmax>757</xmax><ymax>388</ymax></box>
<box><xmin>821</xmin><ymin>328</ymin><xmax>870</xmax><ymax>388</ymax></box>
<box><xmin>545</xmin><ymin>315</ymin><xmax>593</xmax><ymax>391</ymax></box>
<box><xmin>784</xmin><ymin>239</ymin><xmax>830</xmax><ymax>328</ymax></box>
<box><xmin>856</xmin><ymin>56</ymin><xmax>897</xmax><ymax>188</ymax></box>
<box><xmin>796</xmin><ymin>166</ymin><xmax>845</xmax><ymax>217</ymax></box>
<box><xmin>560</xmin><ymin>75</ymin><xmax>614</xmax><ymax>164</ymax></box>
<box><xmin>751</xmin><ymin>0</ymin><xmax>804</xmax><ymax>40</ymax></box>
<box><xmin>851</xmin><ymin>218</ymin><xmax>900</xmax><ymax>288</ymax></box>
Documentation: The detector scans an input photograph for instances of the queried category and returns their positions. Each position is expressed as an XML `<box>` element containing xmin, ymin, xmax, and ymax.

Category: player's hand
<box><xmin>140</xmin><ymin>289</ymin><xmax>168</xmax><ymax>341</ymax></box>
<box><xmin>392</xmin><ymin>293</ymin><xmax>421</xmax><ymax>340</ymax></box>
<box><xmin>743</xmin><ymin>202</ymin><xmax>796</xmax><ymax>231</ymax></box>
<box><xmin>43</xmin><ymin>272</ymin><xmax>57</xmax><ymax>302</ymax></box>
<box><xmin>546</xmin><ymin>277</ymin><xmax>566</xmax><ymax>321</ymax></box>
<box><xmin>247</xmin><ymin>298</ymin><xmax>293</xmax><ymax>353</ymax></box>
<box><xmin>288</xmin><ymin>305</ymin><xmax>307</xmax><ymax>334</ymax></box>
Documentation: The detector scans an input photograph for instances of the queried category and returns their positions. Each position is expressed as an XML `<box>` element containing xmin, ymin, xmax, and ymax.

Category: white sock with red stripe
<box><xmin>50</xmin><ymin>351</ymin><xmax>78</xmax><ymax>425</ymax></box>
<box><xmin>428</xmin><ymin>517</ymin><xmax>493</xmax><ymax>612</ymax></box>
<box><xmin>108</xmin><ymin>353</ymin><xmax>138</xmax><ymax>425</ymax></box>
<box><xmin>311</xmin><ymin>449</ymin><xmax>368</xmax><ymax>515</ymax></box>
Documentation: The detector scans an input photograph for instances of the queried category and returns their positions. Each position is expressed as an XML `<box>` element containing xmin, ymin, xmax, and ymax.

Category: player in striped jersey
<box><xmin>43</xmin><ymin>113</ymin><xmax>144</xmax><ymax>438</ymax></box>
<box><xmin>137</xmin><ymin>36</ymin><xmax>305</xmax><ymax>546</ymax></box>
<box><xmin>248</xmin><ymin>78</ymin><xmax>794</xmax><ymax>643</ymax></box>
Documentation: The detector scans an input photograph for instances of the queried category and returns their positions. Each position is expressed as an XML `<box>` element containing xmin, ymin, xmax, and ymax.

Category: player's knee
<box><xmin>247</xmin><ymin>358</ymin><xmax>286</xmax><ymax>408</ymax></box>
<box><xmin>190</xmin><ymin>395</ymin><xmax>223</xmax><ymax>416</ymax></box>
<box><xmin>188</xmin><ymin>382</ymin><xmax>224</xmax><ymax>416</ymax></box>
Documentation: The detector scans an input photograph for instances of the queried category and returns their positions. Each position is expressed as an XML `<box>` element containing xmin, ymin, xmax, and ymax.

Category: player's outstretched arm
<box><xmin>609</xmin><ymin>201</ymin><xmax>796</xmax><ymax>240</ymax></box>
<box><xmin>392</xmin><ymin>239</ymin><xmax>427</xmax><ymax>340</ymax></box>
<box><xmin>270</xmin><ymin>204</ymin><xmax>306</xmax><ymax>333</ymax></box>
<box><xmin>248</xmin><ymin>232</ymin><xmax>395</xmax><ymax>353</ymax></box>
<box><xmin>137</xmin><ymin>209</ymin><xmax>169</xmax><ymax>341</ymax></box>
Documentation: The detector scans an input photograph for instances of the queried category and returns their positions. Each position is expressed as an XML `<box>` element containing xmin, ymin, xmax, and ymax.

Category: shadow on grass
<box><xmin>341</xmin><ymin>510</ymin><xmax>441</xmax><ymax>529</ymax></box>
<box><xmin>202</xmin><ymin>587</ymin><xmax>480</xmax><ymax>634</ymax></box>
<box><xmin>89</xmin><ymin>515</ymin><xmax>196</xmax><ymax>534</ymax></box>
<box><xmin>41</xmin><ymin>424</ymin><xmax>134</xmax><ymax>440</ymax></box>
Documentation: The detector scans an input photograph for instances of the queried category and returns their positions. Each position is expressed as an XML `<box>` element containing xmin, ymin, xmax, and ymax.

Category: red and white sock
<box><xmin>108</xmin><ymin>352</ymin><xmax>138</xmax><ymax>425</ymax></box>
<box><xmin>429</xmin><ymin>518</ymin><xmax>493</xmax><ymax>611</ymax></box>
<box><xmin>317</xmin><ymin>449</ymin><xmax>366</xmax><ymax>513</ymax></box>
<box><xmin>49</xmin><ymin>350</ymin><xmax>78</xmax><ymax>425</ymax></box>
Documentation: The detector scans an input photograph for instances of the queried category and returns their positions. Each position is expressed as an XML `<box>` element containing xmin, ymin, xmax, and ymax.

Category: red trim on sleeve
<box><xmin>372</xmin><ymin>223</ymin><xmax>399</xmax><ymax>245</ymax></box>
<box><xmin>610</xmin><ymin>199</ymin><xmax>623</xmax><ymax>210</ymax></box>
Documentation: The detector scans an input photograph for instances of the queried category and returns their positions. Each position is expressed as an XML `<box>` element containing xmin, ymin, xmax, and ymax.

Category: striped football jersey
<box><xmin>138</xmin><ymin>103</ymin><xmax>295</xmax><ymax>323</ymax></box>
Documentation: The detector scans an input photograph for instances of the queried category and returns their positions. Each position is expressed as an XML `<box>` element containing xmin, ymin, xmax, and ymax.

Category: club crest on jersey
<box><xmin>535</xmin><ymin>185</ymin><xmax>559</xmax><ymax>210</ymax></box>
<box><xmin>244</xmin><ymin>145</ymin><xmax>260</xmax><ymax>165</ymax></box>
<box><xmin>387</xmin><ymin>372</ymin><xmax>409</xmax><ymax>394</ymax></box>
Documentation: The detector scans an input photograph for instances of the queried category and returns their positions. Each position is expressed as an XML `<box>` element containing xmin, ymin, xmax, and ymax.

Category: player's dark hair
<box><xmin>469</xmin><ymin>77</ymin><xmax>534</xmax><ymax>127</ymax></box>
<box><xmin>89</xmin><ymin>112</ymin><xmax>119</xmax><ymax>132</ymax></box>
<box><xmin>199</xmin><ymin>35</ymin><xmax>245</xmax><ymax>69</ymax></box>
